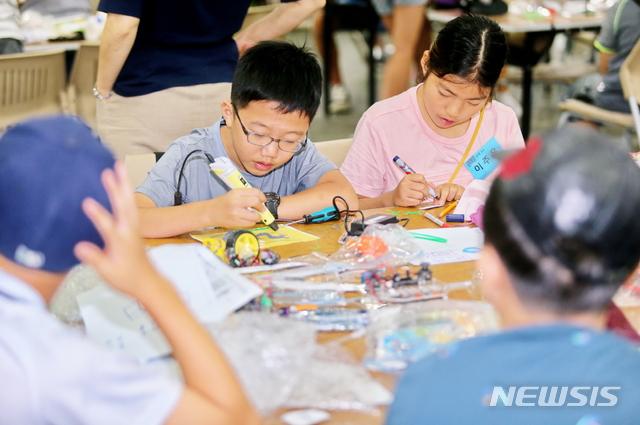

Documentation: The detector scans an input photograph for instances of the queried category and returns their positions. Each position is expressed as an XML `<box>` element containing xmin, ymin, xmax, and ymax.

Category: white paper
<box><xmin>148</xmin><ymin>244</ymin><xmax>263</xmax><ymax>323</ymax></box>
<box><xmin>410</xmin><ymin>227</ymin><xmax>484</xmax><ymax>265</ymax></box>
<box><xmin>78</xmin><ymin>285</ymin><xmax>172</xmax><ymax>361</ymax></box>
<box><xmin>78</xmin><ymin>244</ymin><xmax>263</xmax><ymax>362</ymax></box>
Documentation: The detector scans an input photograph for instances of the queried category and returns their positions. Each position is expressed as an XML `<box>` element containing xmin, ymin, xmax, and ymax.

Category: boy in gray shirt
<box><xmin>135</xmin><ymin>41</ymin><xmax>358</xmax><ymax>238</ymax></box>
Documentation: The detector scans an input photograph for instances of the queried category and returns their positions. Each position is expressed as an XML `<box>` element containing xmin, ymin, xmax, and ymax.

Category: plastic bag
<box><xmin>364</xmin><ymin>300</ymin><xmax>500</xmax><ymax>372</ymax></box>
<box><xmin>329</xmin><ymin>224</ymin><xmax>423</xmax><ymax>268</ymax></box>
<box><xmin>283</xmin><ymin>343</ymin><xmax>393</xmax><ymax>412</ymax></box>
<box><xmin>208</xmin><ymin>313</ymin><xmax>317</xmax><ymax>416</ymax></box>
<box><xmin>50</xmin><ymin>264</ymin><xmax>104</xmax><ymax>327</ymax></box>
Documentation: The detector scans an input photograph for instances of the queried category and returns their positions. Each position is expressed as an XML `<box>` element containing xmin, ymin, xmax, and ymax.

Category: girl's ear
<box><xmin>420</xmin><ymin>50</ymin><xmax>430</xmax><ymax>75</ymax></box>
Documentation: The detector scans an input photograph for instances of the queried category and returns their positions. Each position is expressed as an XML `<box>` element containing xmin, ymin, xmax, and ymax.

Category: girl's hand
<box><xmin>435</xmin><ymin>183</ymin><xmax>465</xmax><ymax>203</ymax></box>
<box><xmin>392</xmin><ymin>174</ymin><xmax>436</xmax><ymax>207</ymax></box>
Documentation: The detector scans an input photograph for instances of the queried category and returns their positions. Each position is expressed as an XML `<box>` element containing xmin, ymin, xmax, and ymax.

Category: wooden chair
<box><xmin>0</xmin><ymin>50</ymin><xmax>67</xmax><ymax>132</ymax></box>
<box><xmin>67</xmin><ymin>41</ymin><xmax>100</xmax><ymax>129</ymax></box>
<box><xmin>557</xmin><ymin>39</ymin><xmax>640</xmax><ymax>146</ymax></box>
<box><xmin>314</xmin><ymin>137</ymin><xmax>353</xmax><ymax>167</ymax></box>
<box><xmin>124</xmin><ymin>152</ymin><xmax>162</xmax><ymax>190</ymax></box>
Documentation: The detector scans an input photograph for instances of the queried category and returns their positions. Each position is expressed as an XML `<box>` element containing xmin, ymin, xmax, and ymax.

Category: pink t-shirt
<box><xmin>340</xmin><ymin>85</ymin><xmax>525</xmax><ymax>198</ymax></box>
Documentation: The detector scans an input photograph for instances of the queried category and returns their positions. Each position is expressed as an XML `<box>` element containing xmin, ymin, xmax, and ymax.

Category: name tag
<box><xmin>464</xmin><ymin>137</ymin><xmax>503</xmax><ymax>180</ymax></box>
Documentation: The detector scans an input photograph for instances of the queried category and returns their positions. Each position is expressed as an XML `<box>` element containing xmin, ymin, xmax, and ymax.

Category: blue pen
<box><xmin>393</xmin><ymin>156</ymin><xmax>440</xmax><ymax>200</ymax></box>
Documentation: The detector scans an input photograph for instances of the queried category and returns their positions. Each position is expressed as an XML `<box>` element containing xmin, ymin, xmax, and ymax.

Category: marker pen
<box><xmin>209</xmin><ymin>157</ymin><xmax>279</xmax><ymax>231</ymax></box>
<box><xmin>424</xmin><ymin>212</ymin><xmax>450</xmax><ymax>228</ymax></box>
<box><xmin>393</xmin><ymin>155</ymin><xmax>439</xmax><ymax>200</ymax></box>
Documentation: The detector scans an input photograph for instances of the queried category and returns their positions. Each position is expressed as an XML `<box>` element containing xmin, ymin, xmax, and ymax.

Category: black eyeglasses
<box><xmin>232</xmin><ymin>104</ymin><xmax>308</xmax><ymax>153</ymax></box>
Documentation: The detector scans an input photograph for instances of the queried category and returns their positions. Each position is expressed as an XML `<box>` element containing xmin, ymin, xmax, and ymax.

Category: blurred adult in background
<box><xmin>95</xmin><ymin>0</ymin><xmax>324</xmax><ymax>159</ymax></box>
<box><xmin>313</xmin><ymin>0</ymin><xmax>372</xmax><ymax>114</ymax></box>
<box><xmin>372</xmin><ymin>0</ymin><xmax>431</xmax><ymax>99</ymax></box>
<box><xmin>0</xmin><ymin>0</ymin><xmax>23</xmax><ymax>54</ymax></box>
<box><xmin>20</xmin><ymin>0</ymin><xmax>92</xmax><ymax>18</ymax></box>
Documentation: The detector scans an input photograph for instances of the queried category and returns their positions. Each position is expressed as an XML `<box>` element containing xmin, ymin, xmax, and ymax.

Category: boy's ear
<box><xmin>221</xmin><ymin>101</ymin><xmax>234</xmax><ymax>125</ymax></box>
<box><xmin>420</xmin><ymin>50</ymin><xmax>430</xmax><ymax>76</ymax></box>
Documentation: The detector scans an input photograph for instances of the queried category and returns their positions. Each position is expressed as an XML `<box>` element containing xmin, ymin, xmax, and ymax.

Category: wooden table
<box><xmin>145</xmin><ymin>205</ymin><xmax>640</xmax><ymax>424</ymax></box>
<box><xmin>427</xmin><ymin>8</ymin><xmax>604</xmax><ymax>140</ymax></box>
<box><xmin>146</xmin><ymin>205</ymin><xmax>478</xmax><ymax>285</ymax></box>
<box><xmin>144</xmin><ymin>206</ymin><xmax>478</xmax><ymax>424</ymax></box>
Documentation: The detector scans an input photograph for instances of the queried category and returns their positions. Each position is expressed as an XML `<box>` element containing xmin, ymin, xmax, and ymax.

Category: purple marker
<box><xmin>393</xmin><ymin>155</ymin><xmax>439</xmax><ymax>199</ymax></box>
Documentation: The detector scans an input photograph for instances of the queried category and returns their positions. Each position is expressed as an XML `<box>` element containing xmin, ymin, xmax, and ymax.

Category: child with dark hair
<box><xmin>341</xmin><ymin>14</ymin><xmax>525</xmax><ymax>209</ymax></box>
<box><xmin>386</xmin><ymin>125</ymin><xmax>640</xmax><ymax>424</ymax></box>
<box><xmin>135</xmin><ymin>41</ymin><xmax>358</xmax><ymax>238</ymax></box>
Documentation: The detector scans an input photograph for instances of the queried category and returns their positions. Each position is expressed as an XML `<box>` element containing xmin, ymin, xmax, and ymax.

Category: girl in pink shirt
<box><xmin>341</xmin><ymin>14</ymin><xmax>525</xmax><ymax>209</ymax></box>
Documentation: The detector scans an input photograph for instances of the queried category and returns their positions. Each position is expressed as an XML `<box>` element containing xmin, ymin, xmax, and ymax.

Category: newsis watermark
<box><xmin>489</xmin><ymin>387</ymin><xmax>620</xmax><ymax>407</ymax></box>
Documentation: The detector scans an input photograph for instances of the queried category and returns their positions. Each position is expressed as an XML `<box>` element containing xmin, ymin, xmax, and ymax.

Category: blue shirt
<box><xmin>0</xmin><ymin>269</ymin><xmax>182</xmax><ymax>425</ymax></box>
<box><xmin>386</xmin><ymin>325</ymin><xmax>640</xmax><ymax>425</ymax></box>
<box><xmin>136</xmin><ymin>118</ymin><xmax>338</xmax><ymax>207</ymax></box>
<box><xmin>98</xmin><ymin>0</ymin><xmax>296</xmax><ymax>97</ymax></box>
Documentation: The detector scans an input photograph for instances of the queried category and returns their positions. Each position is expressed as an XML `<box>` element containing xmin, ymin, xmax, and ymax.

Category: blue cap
<box><xmin>0</xmin><ymin>116</ymin><xmax>114</xmax><ymax>272</ymax></box>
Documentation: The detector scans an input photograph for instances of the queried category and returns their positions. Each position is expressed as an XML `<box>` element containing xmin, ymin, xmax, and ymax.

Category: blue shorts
<box><xmin>371</xmin><ymin>0</ymin><xmax>428</xmax><ymax>16</ymax></box>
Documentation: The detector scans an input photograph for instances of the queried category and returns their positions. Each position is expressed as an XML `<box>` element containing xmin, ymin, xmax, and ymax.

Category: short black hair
<box><xmin>231</xmin><ymin>41</ymin><xmax>322</xmax><ymax>121</ymax></box>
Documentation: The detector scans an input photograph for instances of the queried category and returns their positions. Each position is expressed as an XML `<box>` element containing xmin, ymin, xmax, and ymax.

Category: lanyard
<box><xmin>447</xmin><ymin>107</ymin><xmax>485</xmax><ymax>184</ymax></box>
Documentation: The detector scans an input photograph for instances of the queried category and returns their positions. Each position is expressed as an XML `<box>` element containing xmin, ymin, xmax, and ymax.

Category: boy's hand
<box><xmin>74</xmin><ymin>162</ymin><xmax>161</xmax><ymax>297</ymax></box>
<box><xmin>208</xmin><ymin>188</ymin><xmax>266</xmax><ymax>229</ymax></box>
<box><xmin>435</xmin><ymin>183</ymin><xmax>465</xmax><ymax>203</ymax></box>
<box><xmin>392</xmin><ymin>174</ymin><xmax>436</xmax><ymax>207</ymax></box>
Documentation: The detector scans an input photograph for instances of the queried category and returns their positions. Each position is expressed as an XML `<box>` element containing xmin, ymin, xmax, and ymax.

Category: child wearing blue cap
<box><xmin>0</xmin><ymin>117</ymin><xmax>259</xmax><ymax>425</ymax></box>
<box><xmin>386</xmin><ymin>126</ymin><xmax>640</xmax><ymax>424</ymax></box>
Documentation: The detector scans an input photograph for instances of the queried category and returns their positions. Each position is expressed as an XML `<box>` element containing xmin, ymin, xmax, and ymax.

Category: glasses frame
<box><xmin>232</xmin><ymin>104</ymin><xmax>308</xmax><ymax>153</ymax></box>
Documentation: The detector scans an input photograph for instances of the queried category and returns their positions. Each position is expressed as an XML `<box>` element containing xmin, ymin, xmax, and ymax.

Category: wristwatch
<box><xmin>264</xmin><ymin>192</ymin><xmax>280</xmax><ymax>219</ymax></box>
<box><xmin>92</xmin><ymin>87</ymin><xmax>114</xmax><ymax>100</ymax></box>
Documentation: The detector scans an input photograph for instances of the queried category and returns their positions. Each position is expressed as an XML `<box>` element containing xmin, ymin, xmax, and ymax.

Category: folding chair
<box><xmin>557</xmin><ymin>38</ymin><xmax>640</xmax><ymax>146</ymax></box>
<box><xmin>124</xmin><ymin>152</ymin><xmax>164</xmax><ymax>190</ymax></box>
<box><xmin>0</xmin><ymin>50</ymin><xmax>67</xmax><ymax>132</ymax></box>
<box><xmin>314</xmin><ymin>137</ymin><xmax>353</xmax><ymax>167</ymax></box>
<box><xmin>67</xmin><ymin>41</ymin><xmax>100</xmax><ymax>129</ymax></box>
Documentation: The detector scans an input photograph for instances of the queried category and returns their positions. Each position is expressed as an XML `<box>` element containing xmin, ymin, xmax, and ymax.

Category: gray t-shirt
<box><xmin>137</xmin><ymin>119</ymin><xmax>338</xmax><ymax>207</ymax></box>
<box><xmin>594</xmin><ymin>0</ymin><xmax>640</xmax><ymax>112</ymax></box>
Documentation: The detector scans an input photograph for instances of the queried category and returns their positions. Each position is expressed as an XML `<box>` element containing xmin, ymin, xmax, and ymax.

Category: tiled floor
<box><xmin>285</xmin><ymin>27</ymin><xmax>636</xmax><ymax>150</ymax></box>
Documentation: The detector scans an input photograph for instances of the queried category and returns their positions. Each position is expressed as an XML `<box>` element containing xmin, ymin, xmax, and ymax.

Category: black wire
<box><xmin>329</xmin><ymin>195</ymin><xmax>365</xmax><ymax>235</ymax></box>
<box><xmin>174</xmin><ymin>149</ymin><xmax>211</xmax><ymax>206</ymax></box>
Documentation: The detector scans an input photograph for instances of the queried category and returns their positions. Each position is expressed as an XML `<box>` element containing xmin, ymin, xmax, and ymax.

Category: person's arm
<box><xmin>95</xmin><ymin>13</ymin><xmax>140</xmax><ymax>99</ymax></box>
<box><xmin>593</xmin><ymin>2</ymin><xmax>617</xmax><ymax>77</ymax></box>
<box><xmin>235</xmin><ymin>0</ymin><xmax>325</xmax><ymax>55</ymax></box>
<box><xmin>135</xmin><ymin>190</ymin><xmax>268</xmax><ymax>238</ymax></box>
<box><xmin>277</xmin><ymin>169</ymin><xmax>359</xmax><ymax>218</ymax></box>
<box><xmin>74</xmin><ymin>162</ymin><xmax>260</xmax><ymax>425</ymax></box>
<box><xmin>598</xmin><ymin>51</ymin><xmax>613</xmax><ymax>75</ymax></box>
